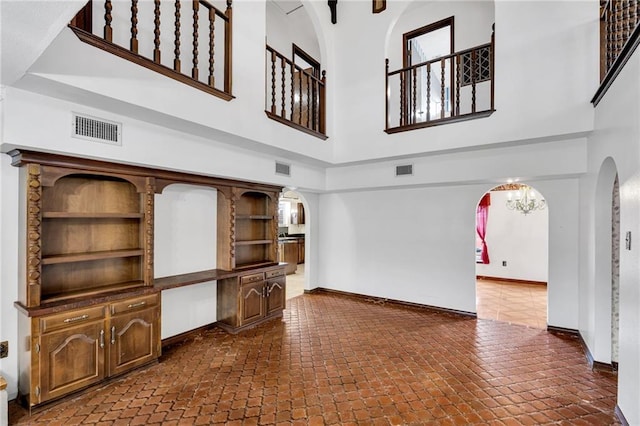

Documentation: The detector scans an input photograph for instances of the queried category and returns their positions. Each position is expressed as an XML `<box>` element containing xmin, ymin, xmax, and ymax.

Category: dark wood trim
<box><xmin>292</xmin><ymin>43</ymin><xmax>320</xmax><ymax>78</ymax></box>
<box><xmin>476</xmin><ymin>276</ymin><xmax>547</xmax><ymax>286</ymax></box>
<box><xmin>615</xmin><ymin>405</ymin><xmax>630</xmax><ymax>426</ymax></box>
<box><xmin>402</xmin><ymin>16</ymin><xmax>454</xmax><ymax>69</ymax></box>
<box><xmin>307</xmin><ymin>287</ymin><xmax>477</xmax><ymax>319</ymax></box>
<box><xmin>69</xmin><ymin>26</ymin><xmax>234</xmax><ymax>102</ymax></box>
<box><xmin>592</xmin><ymin>21</ymin><xmax>640</xmax><ymax>106</ymax></box>
<box><xmin>372</xmin><ymin>0</ymin><xmax>386</xmax><ymax>14</ymax></box>
<box><xmin>385</xmin><ymin>109</ymin><xmax>494</xmax><ymax>134</ymax></box>
<box><xmin>161</xmin><ymin>322</ymin><xmax>219</xmax><ymax>349</ymax></box>
<box><xmin>70</xmin><ymin>1</ymin><xmax>92</xmax><ymax>33</ymax></box>
<box><xmin>265</xmin><ymin>111</ymin><xmax>328</xmax><ymax>140</ymax></box>
<box><xmin>7</xmin><ymin>149</ymin><xmax>281</xmax><ymax>193</ymax></box>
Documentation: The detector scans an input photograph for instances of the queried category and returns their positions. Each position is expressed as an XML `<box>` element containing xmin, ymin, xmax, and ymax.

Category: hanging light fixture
<box><xmin>506</xmin><ymin>185</ymin><xmax>546</xmax><ymax>215</ymax></box>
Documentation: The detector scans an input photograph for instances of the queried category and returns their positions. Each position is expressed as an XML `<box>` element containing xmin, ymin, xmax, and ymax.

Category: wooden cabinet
<box><xmin>9</xmin><ymin>149</ymin><xmax>283</xmax><ymax>408</ymax></box>
<box><xmin>24</xmin><ymin>294</ymin><xmax>160</xmax><ymax>406</ymax></box>
<box><xmin>217</xmin><ymin>266</ymin><xmax>286</xmax><ymax>333</ymax></box>
<box><xmin>297</xmin><ymin>238</ymin><xmax>305</xmax><ymax>264</ymax></box>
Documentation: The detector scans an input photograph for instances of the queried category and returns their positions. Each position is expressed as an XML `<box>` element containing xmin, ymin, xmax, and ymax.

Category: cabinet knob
<box><xmin>111</xmin><ymin>326</ymin><xmax>116</xmax><ymax>345</ymax></box>
<box><xmin>127</xmin><ymin>301</ymin><xmax>146</xmax><ymax>309</ymax></box>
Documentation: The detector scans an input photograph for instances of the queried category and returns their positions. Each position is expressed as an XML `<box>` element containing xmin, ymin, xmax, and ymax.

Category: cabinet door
<box><xmin>240</xmin><ymin>281</ymin><xmax>265</xmax><ymax>326</ymax></box>
<box><xmin>37</xmin><ymin>321</ymin><xmax>105</xmax><ymax>404</ymax></box>
<box><xmin>109</xmin><ymin>307</ymin><xmax>159</xmax><ymax>376</ymax></box>
<box><xmin>266</xmin><ymin>277</ymin><xmax>286</xmax><ymax>316</ymax></box>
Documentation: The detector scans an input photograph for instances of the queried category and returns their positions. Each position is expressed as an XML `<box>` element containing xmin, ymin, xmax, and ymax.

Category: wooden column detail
<box><xmin>26</xmin><ymin>163</ymin><xmax>43</xmax><ymax>307</ymax></box>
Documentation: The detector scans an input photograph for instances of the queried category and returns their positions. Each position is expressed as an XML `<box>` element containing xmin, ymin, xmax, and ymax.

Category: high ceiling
<box><xmin>268</xmin><ymin>0</ymin><xmax>303</xmax><ymax>15</ymax></box>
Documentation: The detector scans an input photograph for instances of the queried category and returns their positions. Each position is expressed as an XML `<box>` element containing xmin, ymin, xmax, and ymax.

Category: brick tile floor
<box><xmin>9</xmin><ymin>292</ymin><xmax>619</xmax><ymax>425</ymax></box>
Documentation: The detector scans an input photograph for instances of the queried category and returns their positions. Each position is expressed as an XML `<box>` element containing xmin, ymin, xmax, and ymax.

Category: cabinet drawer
<box><xmin>39</xmin><ymin>305</ymin><xmax>106</xmax><ymax>334</ymax></box>
<box><xmin>265</xmin><ymin>269</ymin><xmax>285</xmax><ymax>279</ymax></box>
<box><xmin>111</xmin><ymin>294</ymin><xmax>158</xmax><ymax>315</ymax></box>
<box><xmin>240</xmin><ymin>273</ymin><xmax>264</xmax><ymax>285</ymax></box>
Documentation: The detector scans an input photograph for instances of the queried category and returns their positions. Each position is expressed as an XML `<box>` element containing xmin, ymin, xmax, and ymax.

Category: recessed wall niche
<box><xmin>154</xmin><ymin>184</ymin><xmax>217</xmax><ymax>277</ymax></box>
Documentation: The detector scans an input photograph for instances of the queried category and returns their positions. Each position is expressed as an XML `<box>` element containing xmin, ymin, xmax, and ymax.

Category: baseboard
<box><xmin>569</xmin><ymin>329</ymin><xmax>618</xmax><ymax>374</ymax></box>
<box><xmin>615</xmin><ymin>405</ymin><xmax>630</xmax><ymax>426</ymax></box>
<box><xmin>161</xmin><ymin>323</ymin><xmax>219</xmax><ymax>349</ymax></box>
<box><xmin>308</xmin><ymin>287</ymin><xmax>477</xmax><ymax>319</ymax></box>
<box><xmin>476</xmin><ymin>275</ymin><xmax>547</xmax><ymax>286</ymax></box>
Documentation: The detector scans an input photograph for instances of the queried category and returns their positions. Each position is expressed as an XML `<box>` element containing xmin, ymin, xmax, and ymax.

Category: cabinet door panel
<box><xmin>266</xmin><ymin>277</ymin><xmax>286</xmax><ymax>316</ymax></box>
<box><xmin>241</xmin><ymin>281</ymin><xmax>265</xmax><ymax>325</ymax></box>
<box><xmin>109</xmin><ymin>308</ymin><xmax>158</xmax><ymax>376</ymax></box>
<box><xmin>38</xmin><ymin>322</ymin><xmax>105</xmax><ymax>404</ymax></box>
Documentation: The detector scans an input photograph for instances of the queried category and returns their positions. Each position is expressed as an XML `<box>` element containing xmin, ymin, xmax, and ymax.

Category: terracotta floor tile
<box><xmin>8</xmin><ymin>292</ymin><xmax>619</xmax><ymax>425</ymax></box>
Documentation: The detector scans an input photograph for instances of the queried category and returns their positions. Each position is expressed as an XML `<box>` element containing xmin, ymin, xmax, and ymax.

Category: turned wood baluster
<box><xmin>385</xmin><ymin>59</ymin><xmax>389</xmax><ymax>130</ymax></box>
<box><xmin>606</xmin><ymin>3</ymin><xmax>613</xmax><ymax>70</ymax></box>
<box><xmin>411</xmin><ymin>67</ymin><xmax>417</xmax><ymax>124</ymax></box>
<box><xmin>298</xmin><ymin>71</ymin><xmax>303</xmax><ymax>124</ymax></box>
<box><xmin>306</xmin><ymin>73</ymin><xmax>311</xmax><ymax>128</ymax></box>
<box><xmin>192</xmin><ymin>0</ymin><xmax>199</xmax><ymax>80</ymax></box>
<box><xmin>426</xmin><ymin>63</ymin><xmax>431</xmax><ymax>121</ymax></box>
<box><xmin>130</xmin><ymin>0</ymin><xmax>138</xmax><ymax>53</ymax></box>
<box><xmin>104</xmin><ymin>0</ymin><xmax>113</xmax><ymax>42</ymax></box>
<box><xmin>208</xmin><ymin>8</ymin><xmax>215</xmax><ymax>87</ymax></box>
<box><xmin>399</xmin><ymin>70</ymin><xmax>405</xmax><ymax>126</ymax></box>
<box><xmin>174</xmin><ymin>1</ymin><xmax>181</xmax><ymax>72</ymax></box>
<box><xmin>281</xmin><ymin>57</ymin><xmax>286</xmax><ymax>118</ymax></box>
<box><xmin>455</xmin><ymin>54</ymin><xmax>461</xmax><ymax>116</ymax></box>
<box><xmin>224</xmin><ymin>0</ymin><xmax>233</xmax><ymax>94</ymax></box>
<box><xmin>471</xmin><ymin>49</ymin><xmax>477</xmax><ymax>114</ymax></box>
<box><xmin>153</xmin><ymin>0</ymin><xmax>161</xmax><ymax>63</ymax></box>
<box><xmin>290</xmin><ymin>62</ymin><xmax>295</xmax><ymax>121</ymax></box>
<box><xmin>319</xmin><ymin>71</ymin><xmax>326</xmax><ymax>134</ymax></box>
<box><xmin>270</xmin><ymin>51</ymin><xmax>277</xmax><ymax>114</ymax></box>
<box><xmin>313</xmin><ymin>79</ymin><xmax>318</xmax><ymax>131</ymax></box>
<box><xmin>440</xmin><ymin>58</ymin><xmax>445</xmax><ymax>119</ymax></box>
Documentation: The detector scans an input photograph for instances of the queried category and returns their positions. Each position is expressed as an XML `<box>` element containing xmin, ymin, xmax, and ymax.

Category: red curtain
<box><xmin>476</xmin><ymin>193</ymin><xmax>490</xmax><ymax>264</ymax></box>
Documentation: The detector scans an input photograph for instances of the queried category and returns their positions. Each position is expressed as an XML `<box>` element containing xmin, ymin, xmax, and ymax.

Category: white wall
<box><xmin>317</xmin><ymin>178</ymin><xmax>579</xmax><ymax>329</ymax></box>
<box><xmin>476</xmin><ymin>189</ymin><xmax>549</xmax><ymax>282</ymax></box>
<box><xmin>266</xmin><ymin>2</ymin><xmax>321</xmax><ymax>62</ymax></box>
<box><xmin>155</xmin><ymin>184</ymin><xmax>218</xmax><ymax>339</ymax></box>
<box><xmin>586</xmin><ymin>49</ymin><xmax>640</xmax><ymax>424</ymax></box>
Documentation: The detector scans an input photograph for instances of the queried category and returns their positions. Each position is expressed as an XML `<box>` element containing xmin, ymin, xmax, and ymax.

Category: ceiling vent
<box><xmin>395</xmin><ymin>164</ymin><xmax>413</xmax><ymax>176</ymax></box>
<box><xmin>275</xmin><ymin>162</ymin><xmax>291</xmax><ymax>176</ymax></box>
<box><xmin>72</xmin><ymin>113</ymin><xmax>122</xmax><ymax>145</ymax></box>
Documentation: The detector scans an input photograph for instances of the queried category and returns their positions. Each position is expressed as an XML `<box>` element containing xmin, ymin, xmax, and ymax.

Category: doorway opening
<box><xmin>278</xmin><ymin>189</ymin><xmax>307</xmax><ymax>299</ymax></box>
<box><xmin>475</xmin><ymin>184</ymin><xmax>549</xmax><ymax>329</ymax></box>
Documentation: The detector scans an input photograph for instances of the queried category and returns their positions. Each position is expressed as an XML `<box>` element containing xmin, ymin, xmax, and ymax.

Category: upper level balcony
<box><xmin>385</xmin><ymin>26</ymin><xmax>495</xmax><ymax>134</ymax></box>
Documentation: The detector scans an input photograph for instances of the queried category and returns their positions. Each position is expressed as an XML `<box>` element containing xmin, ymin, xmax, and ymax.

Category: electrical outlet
<box><xmin>0</xmin><ymin>341</ymin><xmax>8</xmax><ymax>358</ymax></box>
<box><xmin>502</xmin><ymin>261</ymin><xmax>507</xmax><ymax>267</ymax></box>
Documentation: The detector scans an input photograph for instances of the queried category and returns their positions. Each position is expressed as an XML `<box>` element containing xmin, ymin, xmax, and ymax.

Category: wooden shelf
<box><xmin>41</xmin><ymin>280</ymin><xmax>146</xmax><ymax>304</ymax></box>
<box><xmin>42</xmin><ymin>212</ymin><xmax>143</xmax><ymax>219</ymax></box>
<box><xmin>235</xmin><ymin>240</ymin><xmax>273</xmax><ymax>246</ymax></box>
<box><xmin>42</xmin><ymin>249</ymin><xmax>144</xmax><ymax>265</ymax></box>
<box><xmin>235</xmin><ymin>261</ymin><xmax>279</xmax><ymax>270</ymax></box>
<box><xmin>236</xmin><ymin>215</ymin><xmax>273</xmax><ymax>220</ymax></box>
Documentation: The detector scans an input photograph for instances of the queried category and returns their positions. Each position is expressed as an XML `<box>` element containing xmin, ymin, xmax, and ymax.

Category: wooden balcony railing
<box><xmin>385</xmin><ymin>29</ymin><xmax>495</xmax><ymax>133</ymax></box>
<box><xmin>69</xmin><ymin>0</ymin><xmax>233</xmax><ymax>101</ymax></box>
<box><xmin>265</xmin><ymin>45</ymin><xmax>327</xmax><ymax>140</ymax></box>
<box><xmin>593</xmin><ymin>0</ymin><xmax>640</xmax><ymax>105</ymax></box>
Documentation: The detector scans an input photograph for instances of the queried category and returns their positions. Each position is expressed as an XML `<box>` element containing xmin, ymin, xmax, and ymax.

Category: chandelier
<box><xmin>506</xmin><ymin>185</ymin><xmax>546</xmax><ymax>215</ymax></box>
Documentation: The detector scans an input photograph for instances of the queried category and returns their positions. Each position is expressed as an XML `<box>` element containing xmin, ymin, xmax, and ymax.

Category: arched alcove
<box><xmin>594</xmin><ymin>157</ymin><xmax>620</xmax><ymax>364</ymax></box>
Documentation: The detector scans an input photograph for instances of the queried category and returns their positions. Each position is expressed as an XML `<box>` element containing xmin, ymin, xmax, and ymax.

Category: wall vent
<box><xmin>72</xmin><ymin>113</ymin><xmax>122</xmax><ymax>145</ymax></box>
<box><xmin>395</xmin><ymin>164</ymin><xmax>413</xmax><ymax>176</ymax></box>
<box><xmin>275</xmin><ymin>162</ymin><xmax>291</xmax><ymax>176</ymax></box>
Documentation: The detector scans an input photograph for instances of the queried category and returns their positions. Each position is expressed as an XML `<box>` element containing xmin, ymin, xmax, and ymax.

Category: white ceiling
<box><xmin>268</xmin><ymin>0</ymin><xmax>303</xmax><ymax>15</ymax></box>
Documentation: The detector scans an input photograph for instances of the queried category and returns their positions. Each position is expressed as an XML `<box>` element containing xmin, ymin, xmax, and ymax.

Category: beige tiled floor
<box><xmin>286</xmin><ymin>263</ymin><xmax>305</xmax><ymax>300</ymax></box>
<box><xmin>476</xmin><ymin>278</ymin><xmax>548</xmax><ymax>329</ymax></box>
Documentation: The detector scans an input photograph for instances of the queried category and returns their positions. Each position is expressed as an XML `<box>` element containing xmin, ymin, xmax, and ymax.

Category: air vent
<box><xmin>395</xmin><ymin>164</ymin><xmax>413</xmax><ymax>176</ymax></box>
<box><xmin>72</xmin><ymin>113</ymin><xmax>122</xmax><ymax>145</ymax></box>
<box><xmin>275</xmin><ymin>162</ymin><xmax>291</xmax><ymax>176</ymax></box>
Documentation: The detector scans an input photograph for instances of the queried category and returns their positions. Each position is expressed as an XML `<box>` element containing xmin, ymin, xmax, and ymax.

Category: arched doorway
<box><xmin>475</xmin><ymin>183</ymin><xmax>549</xmax><ymax>328</ymax></box>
